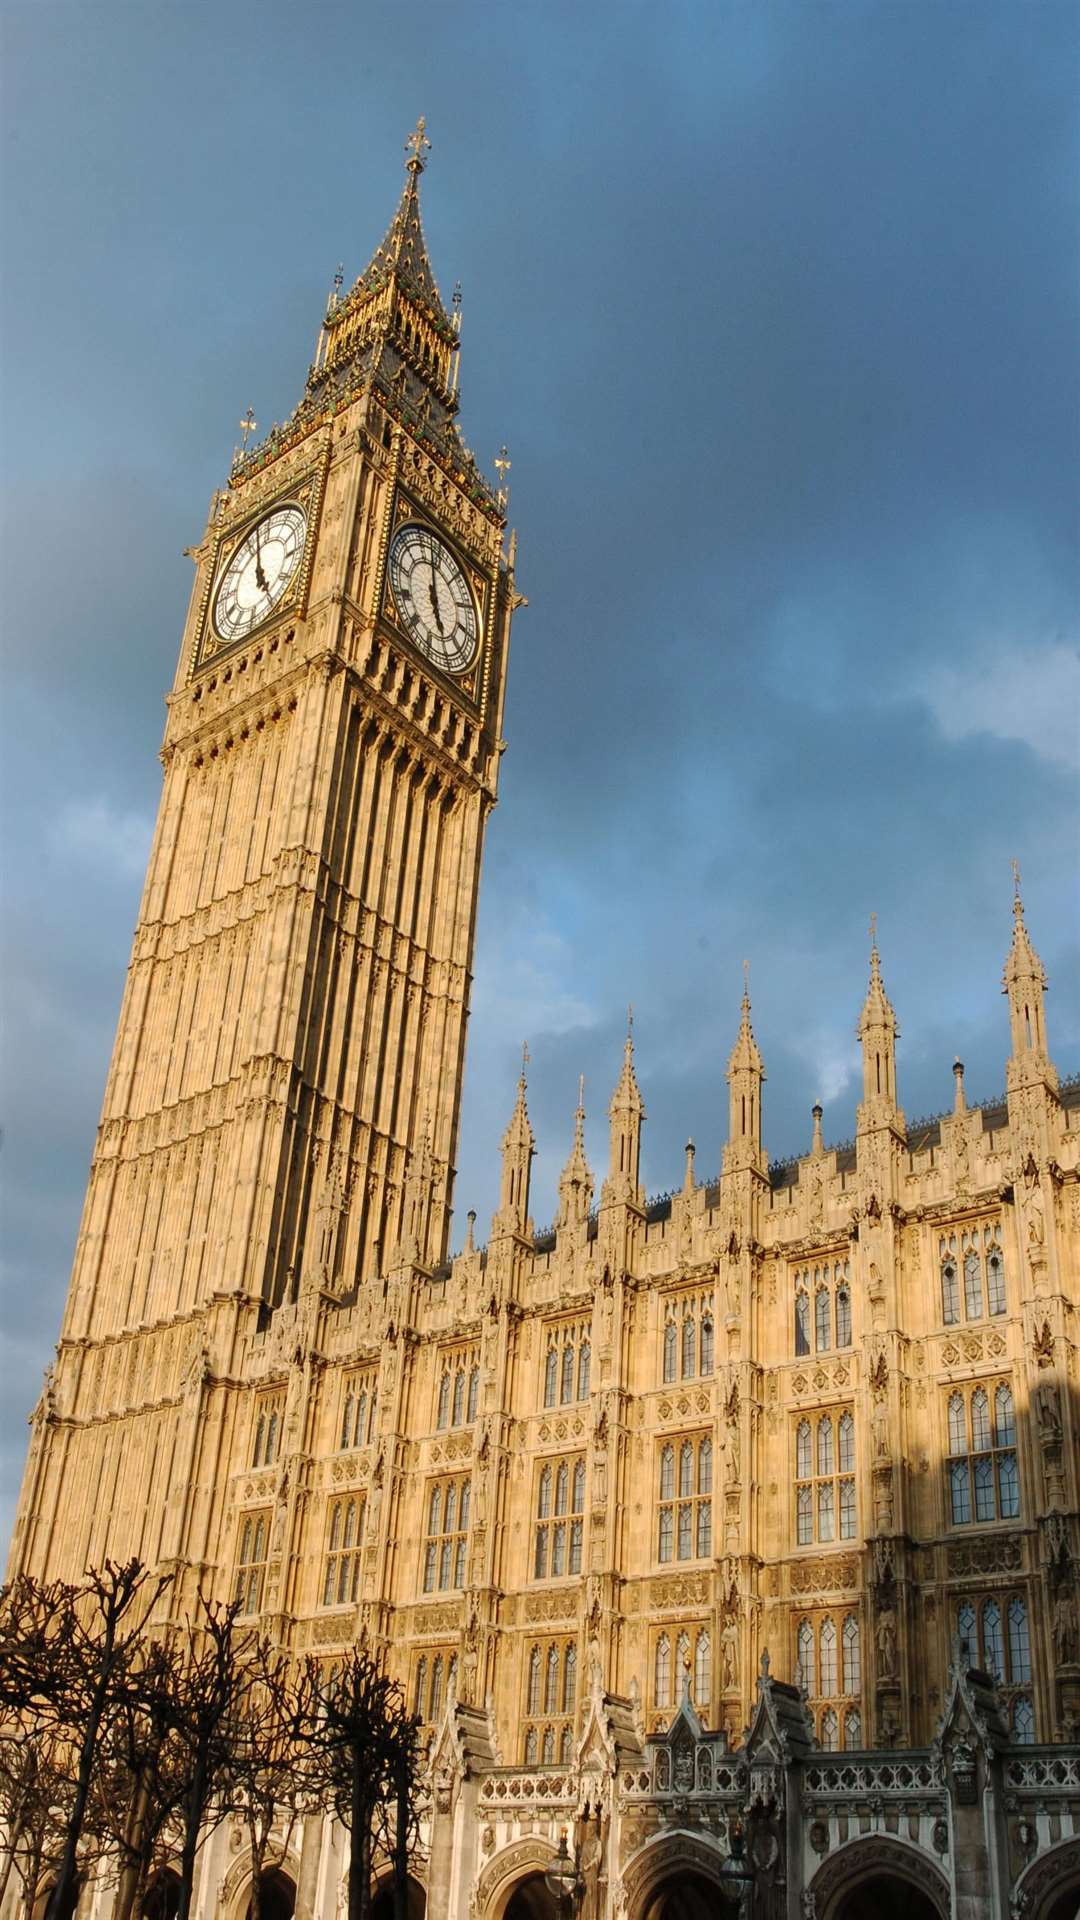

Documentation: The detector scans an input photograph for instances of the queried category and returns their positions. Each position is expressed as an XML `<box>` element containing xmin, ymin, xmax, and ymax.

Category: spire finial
<box><xmin>742</xmin><ymin>958</ymin><xmax>750</xmax><ymax>1004</ymax></box>
<box><xmin>578</xmin><ymin>1072</ymin><xmax>585</xmax><ymax>1113</ymax></box>
<box><xmin>239</xmin><ymin>405</ymin><xmax>257</xmax><ymax>450</ymax></box>
<box><xmin>953</xmin><ymin>1057</ymin><xmax>966</xmax><ymax>1113</ymax></box>
<box><xmin>405</xmin><ymin>116</ymin><xmax>431</xmax><ymax>174</ymax></box>
<box><xmin>464</xmin><ymin>1208</ymin><xmax>476</xmax><ymax>1253</ymax></box>
<box><xmin>521</xmin><ymin>1039</ymin><xmax>530</xmax><ymax>1079</ymax></box>
<box><xmin>1011</xmin><ymin>858</ymin><xmax>1023</xmax><ymax>918</ymax></box>
<box><xmin>627</xmin><ymin>1003</ymin><xmax>634</xmax><ymax>1042</ymax></box>
<box><xmin>811</xmin><ymin>1101</ymin><xmax>824</xmax><ymax>1155</ymax></box>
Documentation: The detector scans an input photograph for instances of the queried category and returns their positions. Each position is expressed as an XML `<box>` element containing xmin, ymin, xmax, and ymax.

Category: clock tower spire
<box><xmin>15</xmin><ymin>126</ymin><xmax>521</xmax><ymax>1586</ymax></box>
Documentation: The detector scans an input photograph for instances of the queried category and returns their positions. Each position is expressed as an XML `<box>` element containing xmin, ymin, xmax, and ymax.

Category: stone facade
<box><xmin>6</xmin><ymin>132</ymin><xmax>1079</xmax><ymax>1920</ymax></box>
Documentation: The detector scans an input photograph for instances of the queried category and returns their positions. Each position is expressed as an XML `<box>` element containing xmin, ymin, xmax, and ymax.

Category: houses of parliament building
<box><xmin>7</xmin><ymin>127</ymin><xmax>1079</xmax><ymax>1920</ymax></box>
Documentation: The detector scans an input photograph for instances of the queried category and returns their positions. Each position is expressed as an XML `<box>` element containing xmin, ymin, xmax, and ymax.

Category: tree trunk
<box><xmin>0</xmin><ymin>1815</ymin><xmax>23</xmax><ymax>1908</ymax></box>
<box><xmin>248</xmin><ymin>1817</ymin><xmax>263</xmax><ymax>1920</ymax></box>
<box><xmin>347</xmin><ymin>1755</ymin><xmax>373</xmax><ymax>1920</ymax></box>
<box><xmin>392</xmin><ymin>1758</ymin><xmax>408</xmax><ymax>1920</ymax></box>
<box><xmin>45</xmin><ymin>1638</ymin><xmax>113</xmax><ymax>1920</ymax></box>
<box><xmin>113</xmin><ymin>1776</ymin><xmax>152</xmax><ymax>1920</ymax></box>
<box><xmin>175</xmin><ymin>1758</ymin><xmax>208</xmax><ymax>1920</ymax></box>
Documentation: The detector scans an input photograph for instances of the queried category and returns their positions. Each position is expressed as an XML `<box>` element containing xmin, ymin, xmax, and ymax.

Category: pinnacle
<box><xmin>351</xmin><ymin>120</ymin><xmax>455</xmax><ymax>339</ymax></box>
<box><xmin>1002</xmin><ymin>867</ymin><xmax>1046</xmax><ymax>992</ymax></box>
<box><xmin>727</xmin><ymin>967</ymin><xmax>764</xmax><ymax>1079</ymax></box>
<box><xmin>609</xmin><ymin>1009</ymin><xmax>645</xmax><ymax>1118</ymax></box>
<box><xmin>858</xmin><ymin>919</ymin><xmax>898</xmax><ymax>1038</ymax></box>
<box><xmin>501</xmin><ymin>1054</ymin><xmax>535</xmax><ymax>1155</ymax></box>
<box><xmin>557</xmin><ymin>1077</ymin><xmax>593</xmax><ymax>1225</ymax></box>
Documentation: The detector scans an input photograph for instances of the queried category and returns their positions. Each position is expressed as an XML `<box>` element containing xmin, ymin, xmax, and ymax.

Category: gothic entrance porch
<box><xmin>808</xmin><ymin>1835</ymin><xmax>950</xmax><ymax>1920</ymax></box>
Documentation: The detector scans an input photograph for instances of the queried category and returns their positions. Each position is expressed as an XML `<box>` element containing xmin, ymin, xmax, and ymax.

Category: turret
<box><xmin>724</xmin><ymin>967</ymin><xmax>766</xmax><ymax>1174</ymax></box>
<box><xmin>557</xmin><ymin>1077</ymin><xmax>593</xmax><ymax>1229</ymax></box>
<box><xmin>602</xmin><ymin>1013</ymin><xmax>644</xmax><ymax>1207</ymax></box>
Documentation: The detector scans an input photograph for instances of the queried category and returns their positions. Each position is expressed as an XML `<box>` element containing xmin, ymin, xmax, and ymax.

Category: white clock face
<box><xmin>388</xmin><ymin>524</ymin><xmax>479</xmax><ymax>674</ymax></box>
<box><xmin>213</xmin><ymin>503</ymin><xmax>307</xmax><ymax>642</ymax></box>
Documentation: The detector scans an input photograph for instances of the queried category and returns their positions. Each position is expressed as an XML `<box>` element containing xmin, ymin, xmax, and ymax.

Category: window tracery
<box><xmin>533</xmin><ymin>1455</ymin><xmax>585</xmax><ymax>1578</ymax></box>
<box><xmin>322</xmin><ymin>1494</ymin><xmax>365</xmax><ymax>1607</ymax></box>
<box><xmin>521</xmin><ymin>1635</ymin><xmax>577</xmax><ymax>1763</ymax></box>
<box><xmin>252</xmin><ymin>1392</ymin><xmax>286</xmax><ymax>1467</ymax></box>
<box><xmin>422</xmin><ymin>1475</ymin><xmax>470</xmax><ymax>1592</ymax></box>
<box><xmin>793</xmin><ymin>1259</ymin><xmax>852</xmax><ymax>1356</ymax></box>
<box><xmin>794</xmin><ymin>1611</ymin><xmax>862</xmax><ymax>1747</ymax></box>
<box><xmin>945</xmin><ymin>1379</ymin><xmax>1019</xmax><ymax>1525</ymax></box>
<box><xmin>435</xmin><ymin>1347</ymin><xmax>480</xmax><ymax>1430</ymax></box>
<box><xmin>339</xmin><ymin>1372</ymin><xmax>377</xmax><ymax>1451</ymax></box>
<box><xmin>657</xmin><ymin>1433</ymin><xmax>712</xmax><ymax>1562</ymax></box>
<box><xmin>794</xmin><ymin>1409</ymin><xmax>856</xmax><ymax>1546</ymax></box>
<box><xmin>660</xmin><ymin>1290</ymin><xmax>715</xmax><ymax>1382</ymax></box>
<box><xmin>939</xmin><ymin>1222</ymin><xmax>1005</xmax><ymax>1326</ymax></box>
<box><xmin>541</xmin><ymin>1319</ymin><xmax>591</xmax><ymax>1407</ymax></box>
<box><xmin>955</xmin><ymin>1593</ymin><xmax>1033</xmax><ymax>1737</ymax></box>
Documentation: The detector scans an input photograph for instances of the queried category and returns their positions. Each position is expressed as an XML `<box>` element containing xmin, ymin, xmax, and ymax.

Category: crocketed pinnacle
<box><xmin>352</xmin><ymin>117</ymin><xmax>456</xmax><ymax>341</ymax></box>
<box><xmin>501</xmin><ymin>1066</ymin><xmax>535</xmax><ymax>1159</ymax></box>
<box><xmin>857</xmin><ymin>924</ymin><xmax>898</xmax><ymax>1042</ymax></box>
<box><xmin>609</xmin><ymin>1015</ymin><xmax>645</xmax><ymax>1122</ymax></box>
<box><xmin>726</xmin><ymin>976</ymin><xmax>764</xmax><ymax>1081</ymax></box>
<box><xmin>1002</xmin><ymin>874</ymin><xmax>1047</xmax><ymax>996</ymax></box>
<box><xmin>557</xmin><ymin>1077</ymin><xmax>593</xmax><ymax>1227</ymax></box>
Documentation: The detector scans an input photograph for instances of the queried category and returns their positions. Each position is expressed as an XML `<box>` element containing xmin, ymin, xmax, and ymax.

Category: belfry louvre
<box><xmin>7</xmin><ymin>127</ymin><xmax>1079</xmax><ymax>1920</ymax></box>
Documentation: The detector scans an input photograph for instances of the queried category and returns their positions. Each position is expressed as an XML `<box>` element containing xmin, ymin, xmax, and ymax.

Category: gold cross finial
<box><xmin>238</xmin><ymin>405</ymin><xmax>257</xmax><ymax>449</ymax></box>
<box><xmin>1011</xmin><ymin>858</ymin><xmax>1022</xmax><ymax>900</ymax></box>
<box><xmin>495</xmin><ymin>445</ymin><xmax>511</xmax><ymax>487</ymax></box>
<box><xmin>627</xmin><ymin>1003</ymin><xmax>634</xmax><ymax>1041</ymax></box>
<box><xmin>521</xmin><ymin>1040</ymin><xmax>530</xmax><ymax>1077</ymax></box>
<box><xmin>405</xmin><ymin>116</ymin><xmax>431</xmax><ymax>172</ymax></box>
<box><xmin>578</xmin><ymin>1073</ymin><xmax>585</xmax><ymax>1111</ymax></box>
<box><xmin>742</xmin><ymin>958</ymin><xmax>750</xmax><ymax>995</ymax></box>
<box><xmin>869</xmin><ymin>911</ymin><xmax>878</xmax><ymax>949</ymax></box>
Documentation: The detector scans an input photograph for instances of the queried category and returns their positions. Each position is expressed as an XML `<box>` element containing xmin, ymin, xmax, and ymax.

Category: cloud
<box><xmin>922</xmin><ymin>639</ymin><xmax>1080</xmax><ymax>771</ymax></box>
<box><xmin>50</xmin><ymin>796</ymin><xmax>154</xmax><ymax>880</ymax></box>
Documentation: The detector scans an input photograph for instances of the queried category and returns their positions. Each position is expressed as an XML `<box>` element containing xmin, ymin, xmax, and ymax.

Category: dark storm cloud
<box><xmin>2</xmin><ymin>0</ymin><xmax>1078</xmax><ymax>1544</ymax></box>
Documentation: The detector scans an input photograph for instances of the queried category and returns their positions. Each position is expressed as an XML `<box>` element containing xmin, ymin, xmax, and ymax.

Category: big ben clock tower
<box><xmin>11</xmin><ymin>122</ymin><xmax>519</xmax><ymax>1583</ymax></box>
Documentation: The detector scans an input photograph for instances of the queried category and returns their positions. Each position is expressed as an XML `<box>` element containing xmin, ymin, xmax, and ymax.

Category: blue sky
<box><xmin>1</xmin><ymin>0</ymin><xmax>1078</xmax><ymax>1549</ymax></box>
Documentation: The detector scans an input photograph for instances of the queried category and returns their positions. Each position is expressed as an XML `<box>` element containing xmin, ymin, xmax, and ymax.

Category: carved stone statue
<box><xmin>1052</xmin><ymin>1586</ymin><xmax>1077</xmax><ymax>1666</ymax></box>
<box><xmin>721</xmin><ymin>1613</ymin><xmax>740</xmax><ymax>1690</ymax></box>
<box><xmin>1024</xmin><ymin>1162</ymin><xmax>1046</xmax><ymax>1247</ymax></box>
<box><xmin>1036</xmin><ymin>1378</ymin><xmax>1062</xmax><ymax>1443</ymax></box>
<box><xmin>876</xmin><ymin>1600</ymin><xmax>897</xmax><ymax>1678</ymax></box>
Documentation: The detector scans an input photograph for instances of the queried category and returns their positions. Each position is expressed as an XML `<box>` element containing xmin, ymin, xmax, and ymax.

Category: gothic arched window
<box><xmin>982</xmin><ymin>1601</ymin><xmax>1004</xmax><ymax>1682</ymax></box>
<box><xmin>527</xmin><ymin>1646</ymin><xmax>541</xmax><ymax>1715</ymax></box>
<box><xmin>957</xmin><ymin>1602</ymin><xmax>977</xmax><ymax>1668</ymax></box>
<box><xmin>467</xmin><ymin>1366</ymin><xmax>479</xmax><ymax>1422</ymax></box>
<box><xmin>797</xmin><ymin>1619</ymin><xmax>815</xmax><ymax>1697</ymax></box>
<box><xmin>817</xmin><ymin>1417</ymin><xmax>834</xmax><ymax>1477</ymax></box>
<box><xmin>555</xmin><ymin>1462</ymin><xmax>569</xmax><ymax>1516</ymax></box>
<box><xmin>695</xmin><ymin>1631</ymin><xmax>710</xmax><ymax>1707</ymax></box>
<box><xmin>987</xmin><ymin>1247</ymin><xmax>1006</xmax><ymax>1315</ymax></box>
<box><xmin>560</xmin><ymin>1725</ymin><xmax>572</xmax><ymax>1763</ymax></box>
<box><xmin>994</xmin><ymin>1383</ymin><xmax>1015</xmax><ymax>1447</ymax></box>
<box><xmin>561</xmin><ymin>1344</ymin><xmax>575</xmax><ymax>1404</ymax></box>
<box><xmin>815</xmin><ymin>1287</ymin><xmax>831</xmax><ymax>1352</ymax></box>
<box><xmin>971</xmin><ymin>1389</ymin><xmax>991</xmax><ymax>1451</ymax></box>
<box><xmin>819</xmin><ymin>1618</ymin><xmax>837</xmax><ymax>1695</ymax></box>
<box><xmin>430</xmin><ymin>1656</ymin><xmax>444</xmax><ymax>1721</ymax></box>
<box><xmin>542</xmin><ymin>1727</ymin><xmax>555</xmax><ymax>1765</ymax></box>
<box><xmin>838</xmin><ymin>1411</ymin><xmax>855</xmax><ymax>1473</ymax></box>
<box><xmin>544</xmin><ymin>1347</ymin><xmax>558</xmax><ymax>1407</ymax></box>
<box><xmin>947</xmin><ymin>1392</ymin><xmax>966</xmax><ymax>1455</ymax></box>
<box><xmin>524</xmin><ymin>1728</ymin><xmax>538</xmax><ymax>1765</ymax></box>
<box><xmin>964</xmin><ymin>1250</ymin><xmax>982</xmax><ymax>1320</ymax></box>
<box><xmin>682</xmin><ymin>1317</ymin><xmax>696</xmax><ymax>1378</ymax></box>
<box><xmin>842</xmin><ymin>1615</ymin><xmax>861</xmax><ymax>1693</ymax></box>
<box><xmin>835</xmin><ymin>1287</ymin><xmax>851</xmax><ymax>1349</ymax></box>
<box><xmin>795</xmin><ymin>1290</ymin><xmax>810</xmax><ymax>1356</ymax></box>
<box><xmin>563</xmin><ymin>1646</ymin><xmax>576</xmax><ymax>1712</ymax></box>
<box><xmin>572</xmin><ymin>1461</ymin><xmax>586</xmax><ymax>1512</ymax></box>
<box><xmin>436</xmin><ymin>1374</ymin><xmax>450</xmax><ymax>1430</ymax></box>
<box><xmin>941</xmin><ymin>1258</ymin><xmax>959</xmax><ymax>1325</ymax></box>
<box><xmin>663</xmin><ymin>1320</ymin><xmax>677</xmax><ymax>1382</ymax></box>
<box><xmin>1008</xmin><ymin>1598</ymin><xmax>1031</xmax><ymax>1683</ymax></box>
<box><xmin>821</xmin><ymin>1708</ymin><xmax>839</xmax><ymax>1750</ymax></box>
<box><xmin>1011</xmin><ymin>1696</ymin><xmax>1034</xmax><ymax>1744</ymax></box>
<box><xmin>698</xmin><ymin>1438</ymin><xmax>713</xmax><ymax>1494</ymax></box>
<box><xmin>660</xmin><ymin>1445</ymin><xmax>675</xmax><ymax>1499</ymax></box>
<box><xmin>679</xmin><ymin>1441</ymin><xmax>694</xmax><ymax>1498</ymax></box>
<box><xmin>577</xmin><ymin>1341</ymin><xmax>591</xmax><ymax>1400</ymax></box>
<box><xmin>700</xmin><ymin>1314</ymin><xmax>714</xmax><ymax>1374</ymax></box>
<box><xmin>796</xmin><ymin>1421</ymin><xmax>812</xmax><ymax>1480</ymax></box>
<box><xmin>451</xmin><ymin>1369</ymin><xmax>465</xmax><ymax>1427</ymax></box>
<box><xmin>545</xmin><ymin>1646</ymin><xmax>559</xmax><ymax>1714</ymax></box>
<box><xmin>414</xmin><ymin>1658</ymin><xmax>427</xmax><ymax>1717</ymax></box>
<box><xmin>655</xmin><ymin>1634</ymin><xmax>671</xmax><ymax>1708</ymax></box>
<box><xmin>843</xmin><ymin>1707</ymin><xmax>861</xmax><ymax>1749</ymax></box>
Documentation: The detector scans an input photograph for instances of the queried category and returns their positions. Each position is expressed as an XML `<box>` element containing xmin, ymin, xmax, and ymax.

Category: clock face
<box><xmin>213</xmin><ymin>503</ymin><xmax>307</xmax><ymax>642</ymax></box>
<box><xmin>388</xmin><ymin>524</ymin><xmax>479</xmax><ymax>674</ymax></box>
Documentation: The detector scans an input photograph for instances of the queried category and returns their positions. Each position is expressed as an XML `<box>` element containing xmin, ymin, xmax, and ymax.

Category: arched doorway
<box><xmin>247</xmin><ymin>1868</ymin><xmax>296</xmax><ymax>1920</ymax></box>
<box><xmin>640</xmin><ymin>1869</ymin><xmax>737</xmax><ymax>1919</ymax></box>
<box><xmin>831</xmin><ymin>1879</ymin><xmax>940</xmax><ymax>1920</ymax></box>
<box><xmin>809</xmin><ymin>1836</ymin><xmax>949</xmax><ymax>1920</ymax></box>
<box><xmin>370</xmin><ymin>1874</ymin><xmax>426</xmax><ymax>1920</ymax></box>
<box><xmin>142</xmin><ymin>1870</ymin><xmax>182</xmax><ymax>1919</ymax></box>
<box><xmin>1013</xmin><ymin>1836</ymin><xmax>1080</xmax><ymax>1920</ymax></box>
<box><xmin>502</xmin><ymin>1875</ymin><xmax>559</xmax><ymax>1920</ymax></box>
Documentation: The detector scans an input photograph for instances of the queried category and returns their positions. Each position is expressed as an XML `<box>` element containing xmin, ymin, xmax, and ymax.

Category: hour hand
<box><xmin>427</xmin><ymin>579</ymin><xmax>445</xmax><ymax>633</ymax></box>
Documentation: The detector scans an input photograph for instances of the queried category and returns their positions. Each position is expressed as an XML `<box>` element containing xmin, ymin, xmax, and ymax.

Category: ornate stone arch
<box><xmin>221</xmin><ymin>1848</ymin><xmax>301</xmax><ymax>1920</ymax></box>
<box><xmin>808</xmin><ymin>1833</ymin><xmax>950</xmax><ymax>1920</ymax></box>
<box><xmin>619</xmin><ymin>1829</ymin><xmax>736</xmax><ymax>1919</ymax></box>
<box><xmin>474</xmin><ymin>1835</ymin><xmax>558</xmax><ymax>1920</ymax></box>
<box><xmin>1012</xmin><ymin>1836</ymin><xmax>1080</xmax><ymax>1920</ymax></box>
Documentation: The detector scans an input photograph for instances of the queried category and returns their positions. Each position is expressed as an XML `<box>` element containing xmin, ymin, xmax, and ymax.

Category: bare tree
<box><xmin>0</xmin><ymin>1558</ymin><xmax>170</xmax><ymax>1920</ymax></box>
<box><xmin>0</xmin><ymin>1729</ymin><xmax>72</xmax><ymax>1918</ymax></box>
<box><xmin>227</xmin><ymin>1639</ymin><xmax>315</xmax><ymax>1920</ymax></box>
<box><xmin>162</xmin><ymin>1594</ymin><xmax>253</xmax><ymax>1920</ymax></box>
<box><xmin>93</xmin><ymin>1637</ymin><xmax>189</xmax><ymax>1920</ymax></box>
<box><xmin>298</xmin><ymin>1647</ymin><xmax>423</xmax><ymax>1920</ymax></box>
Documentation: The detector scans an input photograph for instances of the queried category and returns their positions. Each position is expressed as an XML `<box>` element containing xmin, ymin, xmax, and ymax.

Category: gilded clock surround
<box><xmin>190</xmin><ymin>463</ymin><xmax>326</xmax><ymax>673</ymax></box>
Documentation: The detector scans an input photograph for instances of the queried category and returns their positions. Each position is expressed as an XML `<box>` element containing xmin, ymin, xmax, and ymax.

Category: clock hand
<box><xmin>427</xmin><ymin>577</ymin><xmax>445</xmax><ymax>635</ymax></box>
<box><xmin>253</xmin><ymin>522</ymin><xmax>270</xmax><ymax>596</ymax></box>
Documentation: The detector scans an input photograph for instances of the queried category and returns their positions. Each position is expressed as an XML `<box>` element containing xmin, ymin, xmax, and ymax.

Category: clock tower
<box><xmin>13</xmin><ymin>124</ymin><xmax>519</xmax><ymax>1580</ymax></box>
